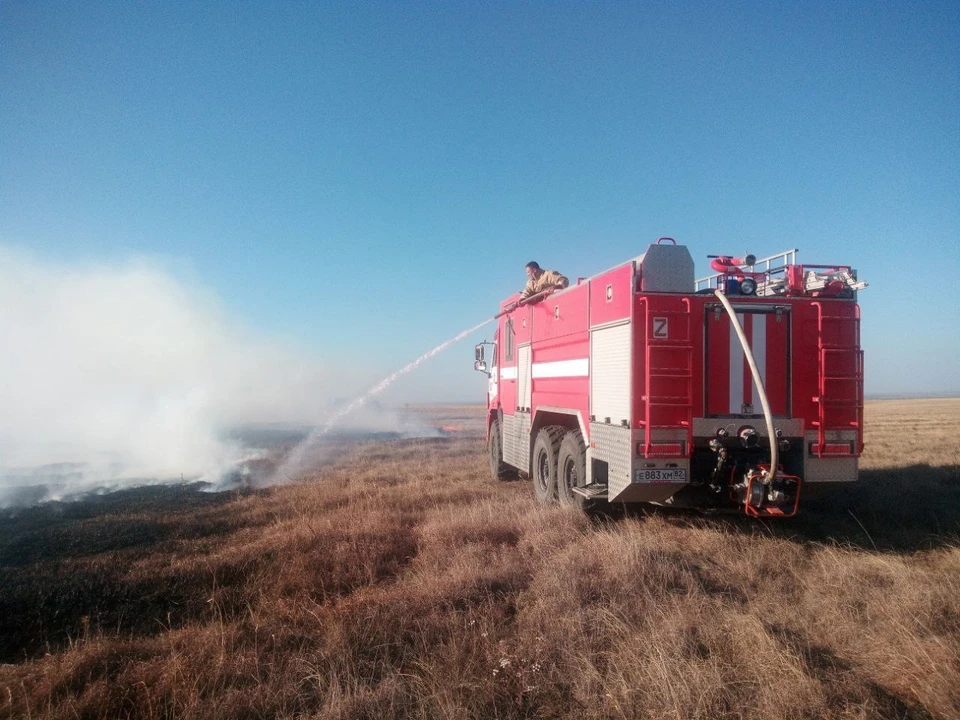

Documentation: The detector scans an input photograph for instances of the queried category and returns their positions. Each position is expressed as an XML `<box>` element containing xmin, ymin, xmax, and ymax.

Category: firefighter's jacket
<box><xmin>521</xmin><ymin>269</ymin><xmax>569</xmax><ymax>299</ymax></box>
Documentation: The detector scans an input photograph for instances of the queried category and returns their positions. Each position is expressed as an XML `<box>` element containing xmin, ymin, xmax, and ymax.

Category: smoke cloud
<box><xmin>0</xmin><ymin>247</ymin><xmax>366</xmax><ymax>507</ymax></box>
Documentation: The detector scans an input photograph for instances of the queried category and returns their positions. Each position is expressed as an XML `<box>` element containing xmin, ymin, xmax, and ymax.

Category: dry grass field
<box><xmin>1</xmin><ymin>400</ymin><xmax>958</xmax><ymax>720</ymax></box>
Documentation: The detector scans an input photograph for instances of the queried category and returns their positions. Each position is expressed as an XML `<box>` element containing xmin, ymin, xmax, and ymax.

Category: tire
<box><xmin>532</xmin><ymin>425</ymin><xmax>564</xmax><ymax>504</ymax></box>
<box><xmin>557</xmin><ymin>429</ymin><xmax>589</xmax><ymax>510</ymax></box>
<box><xmin>488</xmin><ymin>418</ymin><xmax>515</xmax><ymax>481</ymax></box>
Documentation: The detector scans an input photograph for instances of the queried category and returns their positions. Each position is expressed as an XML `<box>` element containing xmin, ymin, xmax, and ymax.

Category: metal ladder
<box><xmin>811</xmin><ymin>303</ymin><xmax>863</xmax><ymax>456</ymax></box>
<box><xmin>642</xmin><ymin>298</ymin><xmax>694</xmax><ymax>457</ymax></box>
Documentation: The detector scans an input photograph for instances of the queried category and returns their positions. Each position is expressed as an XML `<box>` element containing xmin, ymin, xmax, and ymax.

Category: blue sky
<box><xmin>2</xmin><ymin>1</ymin><xmax>958</xmax><ymax>404</ymax></box>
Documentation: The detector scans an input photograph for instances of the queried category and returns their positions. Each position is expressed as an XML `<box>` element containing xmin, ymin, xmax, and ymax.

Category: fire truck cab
<box><xmin>475</xmin><ymin>238</ymin><xmax>866</xmax><ymax>516</ymax></box>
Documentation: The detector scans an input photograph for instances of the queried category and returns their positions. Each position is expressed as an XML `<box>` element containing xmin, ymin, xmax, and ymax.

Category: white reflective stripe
<box><xmin>531</xmin><ymin>358</ymin><xmax>589</xmax><ymax>378</ymax></box>
<box><xmin>751</xmin><ymin>314</ymin><xmax>766</xmax><ymax>400</ymax></box>
<box><xmin>500</xmin><ymin>367</ymin><xmax>518</xmax><ymax>380</ymax></box>
<box><xmin>729</xmin><ymin>314</ymin><xmax>744</xmax><ymax>414</ymax></box>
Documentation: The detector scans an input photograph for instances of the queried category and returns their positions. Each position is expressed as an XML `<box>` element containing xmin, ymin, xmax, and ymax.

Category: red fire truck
<box><xmin>474</xmin><ymin>239</ymin><xmax>866</xmax><ymax>516</ymax></box>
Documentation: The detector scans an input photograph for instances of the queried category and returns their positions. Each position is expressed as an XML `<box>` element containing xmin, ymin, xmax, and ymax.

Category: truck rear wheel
<box><xmin>532</xmin><ymin>425</ymin><xmax>564</xmax><ymax>504</ymax></box>
<box><xmin>557</xmin><ymin>429</ymin><xmax>589</xmax><ymax>509</ymax></box>
<box><xmin>488</xmin><ymin>418</ymin><xmax>515</xmax><ymax>481</ymax></box>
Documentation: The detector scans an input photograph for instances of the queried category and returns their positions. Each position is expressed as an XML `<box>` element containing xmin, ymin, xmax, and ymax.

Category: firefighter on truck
<box><xmin>521</xmin><ymin>261</ymin><xmax>569</xmax><ymax>299</ymax></box>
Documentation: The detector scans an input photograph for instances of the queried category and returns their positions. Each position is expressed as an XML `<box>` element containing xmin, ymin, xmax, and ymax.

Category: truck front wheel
<box><xmin>532</xmin><ymin>426</ymin><xmax>564</xmax><ymax>504</ymax></box>
<box><xmin>488</xmin><ymin>418</ymin><xmax>515</xmax><ymax>481</ymax></box>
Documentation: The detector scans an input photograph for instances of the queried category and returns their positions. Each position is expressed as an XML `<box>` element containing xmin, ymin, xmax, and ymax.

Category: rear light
<box><xmin>809</xmin><ymin>442</ymin><xmax>855</xmax><ymax>456</ymax></box>
<box><xmin>639</xmin><ymin>442</ymin><xmax>684</xmax><ymax>457</ymax></box>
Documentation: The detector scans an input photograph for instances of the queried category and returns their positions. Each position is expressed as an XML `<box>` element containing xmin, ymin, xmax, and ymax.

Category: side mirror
<box><xmin>474</xmin><ymin>341</ymin><xmax>494</xmax><ymax>376</ymax></box>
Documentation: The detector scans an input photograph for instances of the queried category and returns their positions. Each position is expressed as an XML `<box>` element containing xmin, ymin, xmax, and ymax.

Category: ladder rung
<box><xmin>572</xmin><ymin>482</ymin><xmax>608</xmax><ymax>499</ymax></box>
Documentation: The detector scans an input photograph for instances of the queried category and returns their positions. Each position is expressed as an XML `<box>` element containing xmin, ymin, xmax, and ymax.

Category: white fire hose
<box><xmin>713</xmin><ymin>290</ymin><xmax>778</xmax><ymax>482</ymax></box>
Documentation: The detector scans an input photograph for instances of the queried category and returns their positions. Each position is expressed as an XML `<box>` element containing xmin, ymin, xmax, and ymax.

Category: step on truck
<box><xmin>474</xmin><ymin>238</ymin><xmax>867</xmax><ymax>516</ymax></box>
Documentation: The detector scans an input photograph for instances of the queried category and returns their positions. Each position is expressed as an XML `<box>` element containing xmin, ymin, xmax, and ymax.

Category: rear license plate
<box><xmin>635</xmin><ymin>468</ymin><xmax>686</xmax><ymax>483</ymax></box>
